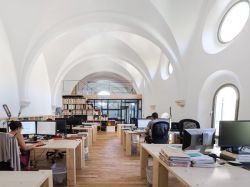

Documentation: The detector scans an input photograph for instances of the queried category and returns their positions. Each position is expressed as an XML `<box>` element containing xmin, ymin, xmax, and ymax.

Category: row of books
<box><xmin>159</xmin><ymin>147</ymin><xmax>191</xmax><ymax>167</ymax></box>
<box><xmin>159</xmin><ymin>146</ymin><xmax>215</xmax><ymax>167</ymax></box>
<box><xmin>235</xmin><ymin>154</ymin><xmax>250</xmax><ymax>162</ymax></box>
<box><xmin>186</xmin><ymin>151</ymin><xmax>215</xmax><ymax>167</ymax></box>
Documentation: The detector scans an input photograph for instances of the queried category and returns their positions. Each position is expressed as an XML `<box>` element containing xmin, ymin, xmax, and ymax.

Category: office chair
<box><xmin>178</xmin><ymin>119</ymin><xmax>200</xmax><ymax>143</ymax></box>
<box><xmin>0</xmin><ymin>133</ymin><xmax>20</xmax><ymax>171</ymax></box>
<box><xmin>151</xmin><ymin>120</ymin><xmax>169</xmax><ymax>144</ymax></box>
<box><xmin>45</xmin><ymin>135</ymin><xmax>65</xmax><ymax>163</ymax></box>
<box><xmin>170</xmin><ymin>122</ymin><xmax>180</xmax><ymax>131</ymax></box>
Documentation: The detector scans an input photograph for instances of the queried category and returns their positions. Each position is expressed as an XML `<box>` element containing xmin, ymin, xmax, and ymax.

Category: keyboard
<box><xmin>25</xmin><ymin>140</ymin><xmax>38</xmax><ymax>144</ymax></box>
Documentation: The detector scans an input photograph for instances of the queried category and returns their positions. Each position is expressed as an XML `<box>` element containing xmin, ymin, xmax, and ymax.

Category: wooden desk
<box><xmin>140</xmin><ymin>144</ymin><xmax>164</xmax><ymax>187</ymax></box>
<box><xmin>0</xmin><ymin>170</ymin><xmax>52</xmax><ymax>187</ymax></box>
<box><xmin>72</xmin><ymin>126</ymin><xmax>93</xmax><ymax>146</ymax></box>
<box><xmin>117</xmin><ymin>124</ymin><xmax>135</xmax><ymax>137</ymax></box>
<box><xmin>65</xmin><ymin>135</ymin><xmax>86</xmax><ymax>166</ymax></box>
<box><xmin>77</xmin><ymin>132</ymin><xmax>90</xmax><ymax>148</ymax></box>
<box><xmin>35</xmin><ymin>139</ymin><xmax>83</xmax><ymax>186</ymax></box>
<box><xmin>169</xmin><ymin>131</ymin><xmax>180</xmax><ymax>144</ymax></box>
<box><xmin>121</xmin><ymin>128</ymin><xmax>131</xmax><ymax>145</ymax></box>
<box><xmin>82</xmin><ymin>123</ymin><xmax>99</xmax><ymax>142</ymax></box>
<box><xmin>125</xmin><ymin>130</ymin><xmax>145</xmax><ymax>156</ymax></box>
<box><xmin>140</xmin><ymin>144</ymin><xmax>250</xmax><ymax>187</ymax></box>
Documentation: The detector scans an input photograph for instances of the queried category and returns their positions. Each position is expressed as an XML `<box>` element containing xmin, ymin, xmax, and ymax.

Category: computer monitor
<box><xmin>36</xmin><ymin>121</ymin><xmax>56</xmax><ymax>135</ymax></box>
<box><xmin>219</xmin><ymin>121</ymin><xmax>250</xmax><ymax>152</ymax></box>
<box><xmin>21</xmin><ymin>121</ymin><xmax>36</xmax><ymax>135</ymax></box>
<box><xmin>55</xmin><ymin>119</ymin><xmax>67</xmax><ymax>134</ymax></box>
<box><xmin>182</xmin><ymin>128</ymin><xmax>216</xmax><ymax>152</ymax></box>
<box><xmin>137</xmin><ymin>119</ymin><xmax>151</xmax><ymax>129</ymax></box>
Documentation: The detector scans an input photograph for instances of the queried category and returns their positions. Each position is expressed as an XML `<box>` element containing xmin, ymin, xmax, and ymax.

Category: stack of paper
<box><xmin>159</xmin><ymin>147</ymin><xmax>191</xmax><ymax>167</ymax></box>
<box><xmin>186</xmin><ymin>152</ymin><xmax>215</xmax><ymax>167</ymax></box>
<box><xmin>236</xmin><ymin>154</ymin><xmax>250</xmax><ymax>163</ymax></box>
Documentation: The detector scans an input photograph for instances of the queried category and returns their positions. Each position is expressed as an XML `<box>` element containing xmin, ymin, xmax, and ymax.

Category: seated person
<box><xmin>8</xmin><ymin>121</ymin><xmax>43</xmax><ymax>169</ymax></box>
<box><xmin>145</xmin><ymin>112</ymin><xmax>169</xmax><ymax>143</ymax></box>
<box><xmin>145</xmin><ymin>112</ymin><xmax>158</xmax><ymax>143</ymax></box>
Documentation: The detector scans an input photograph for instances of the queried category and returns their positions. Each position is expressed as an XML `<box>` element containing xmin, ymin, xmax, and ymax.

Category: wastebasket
<box><xmin>51</xmin><ymin>163</ymin><xmax>67</xmax><ymax>185</ymax></box>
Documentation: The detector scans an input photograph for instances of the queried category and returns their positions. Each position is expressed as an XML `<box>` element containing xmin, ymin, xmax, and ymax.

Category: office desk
<box><xmin>121</xmin><ymin>128</ymin><xmax>131</xmax><ymax>145</ymax></box>
<box><xmin>140</xmin><ymin>144</ymin><xmax>250</xmax><ymax>187</ymax></box>
<box><xmin>65</xmin><ymin>135</ymin><xmax>86</xmax><ymax>165</ymax></box>
<box><xmin>72</xmin><ymin>126</ymin><xmax>93</xmax><ymax>146</ymax></box>
<box><xmin>158</xmin><ymin>158</ymin><xmax>250</xmax><ymax>187</ymax></box>
<box><xmin>35</xmin><ymin>139</ymin><xmax>83</xmax><ymax>186</ymax></box>
<box><xmin>82</xmin><ymin>123</ymin><xmax>99</xmax><ymax>142</ymax></box>
<box><xmin>117</xmin><ymin>124</ymin><xmax>135</xmax><ymax>137</ymax></box>
<box><xmin>125</xmin><ymin>130</ymin><xmax>145</xmax><ymax>156</ymax></box>
<box><xmin>140</xmin><ymin>144</ymin><xmax>164</xmax><ymax>187</ymax></box>
<box><xmin>169</xmin><ymin>131</ymin><xmax>180</xmax><ymax>144</ymax></box>
<box><xmin>0</xmin><ymin>170</ymin><xmax>52</xmax><ymax>187</ymax></box>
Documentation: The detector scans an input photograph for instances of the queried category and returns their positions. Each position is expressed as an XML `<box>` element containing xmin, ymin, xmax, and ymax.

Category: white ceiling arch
<box><xmin>52</xmin><ymin>55</ymin><xmax>145</xmax><ymax>98</ymax></box>
<box><xmin>19</xmin><ymin>10</ymin><xmax>183</xmax><ymax>100</ymax></box>
<box><xmin>53</xmin><ymin>59</ymin><xmax>142</xmax><ymax>105</ymax></box>
<box><xmin>51</xmin><ymin>32</ymin><xmax>152</xmax><ymax>84</ymax></box>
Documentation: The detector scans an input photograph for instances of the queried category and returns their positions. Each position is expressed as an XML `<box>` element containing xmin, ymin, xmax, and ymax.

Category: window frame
<box><xmin>217</xmin><ymin>0</ymin><xmax>250</xmax><ymax>44</ymax></box>
<box><xmin>211</xmin><ymin>83</ymin><xmax>240</xmax><ymax>134</ymax></box>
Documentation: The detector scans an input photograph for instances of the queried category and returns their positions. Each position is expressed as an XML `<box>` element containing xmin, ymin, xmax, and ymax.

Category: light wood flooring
<box><xmin>73</xmin><ymin>132</ymin><xmax>147</xmax><ymax>187</ymax></box>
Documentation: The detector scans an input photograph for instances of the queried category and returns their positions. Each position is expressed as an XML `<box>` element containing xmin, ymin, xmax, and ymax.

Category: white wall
<box><xmin>0</xmin><ymin>19</ymin><xmax>19</xmax><ymax>118</ymax></box>
<box><xmin>181</xmin><ymin>12</ymin><xmax>250</xmax><ymax>128</ymax></box>
<box><xmin>22</xmin><ymin>54</ymin><xmax>52</xmax><ymax>116</ymax></box>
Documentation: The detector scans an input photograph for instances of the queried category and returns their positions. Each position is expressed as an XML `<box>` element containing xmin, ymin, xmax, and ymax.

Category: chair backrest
<box><xmin>151</xmin><ymin>120</ymin><xmax>169</xmax><ymax>144</ymax></box>
<box><xmin>0</xmin><ymin>132</ymin><xmax>20</xmax><ymax>171</ymax></box>
<box><xmin>170</xmin><ymin>122</ymin><xmax>180</xmax><ymax>131</ymax></box>
<box><xmin>179</xmin><ymin>119</ymin><xmax>200</xmax><ymax>136</ymax></box>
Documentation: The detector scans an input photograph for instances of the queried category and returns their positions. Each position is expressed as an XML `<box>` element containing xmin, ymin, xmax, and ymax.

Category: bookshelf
<box><xmin>62</xmin><ymin>95</ymin><xmax>94</xmax><ymax>116</ymax></box>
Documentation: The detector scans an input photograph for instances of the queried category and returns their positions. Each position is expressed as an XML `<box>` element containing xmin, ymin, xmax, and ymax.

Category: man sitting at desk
<box><xmin>8</xmin><ymin>121</ymin><xmax>43</xmax><ymax>169</ymax></box>
<box><xmin>145</xmin><ymin>112</ymin><xmax>169</xmax><ymax>144</ymax></box>
<box><xmin>145</xmin><ymin>112</ymin><xmax>158</xmax><ymax>143</ymax></box>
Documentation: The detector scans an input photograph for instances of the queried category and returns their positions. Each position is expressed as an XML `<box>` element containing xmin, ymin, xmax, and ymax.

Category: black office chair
<box><xmin>178</xmin><ymin>119</ymin><xmax>200</xmax><ymax>143</ymax></box>
<box><xmin>151</xmin><ymin>121</ymin><xmax>169</xmax><ymax>144</ymax></box>
<box><xmin>170</xmin><ymin>122</ymin><xmax>180</xmax><ymax>131</ymax></box>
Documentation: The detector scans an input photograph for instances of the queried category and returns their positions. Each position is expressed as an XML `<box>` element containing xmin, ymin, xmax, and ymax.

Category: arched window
<box><xmin>212</xmin><ymin>84</ymin><xmax>240</xmax><ymax>136</ymax></box>
<box><xmin>218</xmin><ymin>0</ymin><xmax>249</xmax><ymax>43</ymax></box>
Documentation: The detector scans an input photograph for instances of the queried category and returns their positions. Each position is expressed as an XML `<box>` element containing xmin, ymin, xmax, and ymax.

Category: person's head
<box><xmin>151</xmin><ymin>112</ymin><xmax>158</xmax><ymax>120</ymax></box>
<box><xmin>8</xmin><ymin>121</ymin><xmax>22</xmax><ymax>133</ymax></box>
<box><xmin>161</xmin><ymin>112</ymin><xmax>170</xmax><ymax>119</ymax></box>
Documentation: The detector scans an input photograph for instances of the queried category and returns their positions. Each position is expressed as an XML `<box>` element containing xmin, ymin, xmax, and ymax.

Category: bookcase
<box><xmin>62</xmin><ymin>95</ymin><xmax>94</xmax><ymax>116</ymax></box>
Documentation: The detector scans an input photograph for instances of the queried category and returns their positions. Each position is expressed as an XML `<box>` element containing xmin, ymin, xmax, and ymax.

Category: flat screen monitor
<box><xmin>55</xmin><ymin>119</ymin><xmax>67</xmax><ymax>134</ymax></box>
<box><xmin>182</xmin><ymin>128</ymin><xmax>216</xmax><ymax>151</ymax></box>
<box><xmin>138</xmin><ymin>119</ymin><xmax>151</xmax><ymax>129</ymax></box>
<box><xmin>21</xmin><ymin>121</ymin><xmax>36</xmax><ymax>135</ymax></box>
<box><xmin>36</xmin><ymin>121</ymin><xmax>56</xmax><ymax>135</ymax></box>
<box><xmin>219</xmin><ymin>120</ymin><xmax>250</xmax><ymax>148</ymax></box>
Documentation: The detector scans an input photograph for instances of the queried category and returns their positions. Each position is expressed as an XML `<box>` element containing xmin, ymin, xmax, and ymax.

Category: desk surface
<box><xmin>73</xmin><ymin>126</ymin><xmax>93</xmax><ymax>130</ymax></box>
<box><xmin>0</xmin><ymin>170</ymin><xmax>52</xmax><ymax>187</ymax></box>
<box><xmin>141</xmin><ymin>143</ymin><xmax>163</xmax><ymax>158</ymax></box>
<box><xmin>35</xmin><ymin>139</ymin><xmax>81</xmax><ymax>149</ymax></box>
<box><xmin>159</xmin><ymin>158</ymin><xmax>250</xmax><ymax>187</ymax></box>
<box><xmin>141</xmin><ymin>144</ymin><xmax>250</xmax><ymax>187</ymax></box>
<box><xmin>126</xmin><ymin>130</ymin><xmax>146</xmax><ymax>134</ymax></box>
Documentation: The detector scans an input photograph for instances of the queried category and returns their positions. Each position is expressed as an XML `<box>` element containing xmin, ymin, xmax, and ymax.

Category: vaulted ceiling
<box><xmin>0</xmin><ymin>0</ymin><xmax>205</xmax><ymax>99</ymax></box>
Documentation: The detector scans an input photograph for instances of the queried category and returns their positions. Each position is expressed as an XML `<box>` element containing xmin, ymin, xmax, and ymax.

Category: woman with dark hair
<box><xmin>8</xmin><ymin>121</ymin><xmax>42</xmax><ymax>169</ymax></box>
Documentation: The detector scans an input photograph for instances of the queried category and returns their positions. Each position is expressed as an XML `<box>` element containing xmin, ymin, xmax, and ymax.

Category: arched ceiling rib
<box><xmin>0</xmin><ymin>0</ymin><xmax>207</xmax><ymax>102</ymax></box>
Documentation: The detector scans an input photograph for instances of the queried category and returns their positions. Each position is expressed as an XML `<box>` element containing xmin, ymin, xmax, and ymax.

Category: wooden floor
<box><xmin>73</xmin><ymin>132</ymin><xmax>147</xmax><ymax>187</ymax></box>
